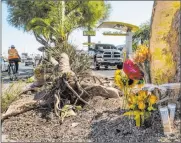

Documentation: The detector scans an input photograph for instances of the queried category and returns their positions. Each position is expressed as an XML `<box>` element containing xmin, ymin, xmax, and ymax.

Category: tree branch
<box><xmin>33</xmin><ymin>32</ymin><xmax>50</xmax><ymax>47</ymax></box>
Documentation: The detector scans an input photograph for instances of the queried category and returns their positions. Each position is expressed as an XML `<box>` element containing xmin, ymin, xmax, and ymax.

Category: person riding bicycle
<box><xmin>8</xmin><ymin>45</ymin><xmax>21</xmax><ymax>73</ymax></box>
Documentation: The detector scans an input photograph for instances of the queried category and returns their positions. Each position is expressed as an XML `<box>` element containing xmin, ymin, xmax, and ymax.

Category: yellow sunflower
<box><xmin>134</xmin><ymin>44</ymin><xmax>149</xmax><ymax>63</ymax></box>
<box><xmin>128</xmin><ymin>103</ymin><xmax>136</xmax><ymax>110</ymax></box>
<box><xmin>128</xmin><ymin>94</ymin><xmax>137</xmax><ymax>104</ymax></box>
<box><xmin>114</xmin><ymin>69</ymin><xmax>122</xmax><ymax>87</ymax></box>
<box><xmin>114</xmin><ymin>69</ymin><xmax>128</xmax><ymax>88</ymax></box>
<box><xmin>138</xmin><ymin>90</ymin><xmax>148</xmax><ymax>100</ymax></box>
<box><xmin>138</xmin><ymin>101</ymin><xmax>146</xmax><ymax>110</ymax></box>
<box><xmin>148</xmin><ymin>94</ymin><xmax>158</xmax><ymax>105</ymax></box>
<box><xmin>127</xmin><ymin>79</ymin><xmax>137</xmax><ymax>88</ymax></box>
<box><xmin>137</xmin><ymin>95</ymin><xmax>144</xmax><ymax>102</ymax></box>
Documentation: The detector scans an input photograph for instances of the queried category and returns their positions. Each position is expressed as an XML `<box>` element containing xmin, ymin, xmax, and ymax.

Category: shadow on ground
<box><xmin>88</xmin><ymin>111</ymin><xmax>164</xmax><ymax>143</ymax></box>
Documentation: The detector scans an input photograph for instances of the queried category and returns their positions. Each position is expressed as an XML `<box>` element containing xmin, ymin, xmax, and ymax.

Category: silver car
<box><xmin>0</xmin><ymin>57</ymin><xmax>8</xmax><ymax>72</ymax></box>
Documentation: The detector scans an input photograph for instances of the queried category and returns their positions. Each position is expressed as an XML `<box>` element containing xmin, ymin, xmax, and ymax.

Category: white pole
<box><xmin>126</xmin><ymin>30</ymin><xmax>133</xmax><ymax>58</ymax></box>
<box><xmin>128</xmin><ymin>31</ymin><xmax>133</xmax><ymax>56</ymax></box>
<box><xmin>126</xmin><ymin>33</ymin><xmax>129</xmax><ymax>58</ymax></box>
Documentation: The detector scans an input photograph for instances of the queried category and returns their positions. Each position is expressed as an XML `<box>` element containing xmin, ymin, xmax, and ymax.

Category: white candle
<box><xmin>159</xmin><ymin>106</ymin><xmax>172</xmax><ymax>135</ymax></box>
<box><xmin>168</xmin><ymin>103</ymin><xmax>176</xmax><ymax>128</ymax></box>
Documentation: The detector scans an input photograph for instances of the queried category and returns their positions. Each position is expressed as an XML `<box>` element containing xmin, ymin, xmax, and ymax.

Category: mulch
<box><xmin>2</xmin><ymin>96</ymin><xmax>181</xmax><ymax>142</ymax></box>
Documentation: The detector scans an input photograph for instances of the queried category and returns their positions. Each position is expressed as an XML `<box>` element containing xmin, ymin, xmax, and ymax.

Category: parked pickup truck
<box><xmin>91</xmin><ymin>44</ymin><xmax>123</xmax><ymax>70</ymax></box>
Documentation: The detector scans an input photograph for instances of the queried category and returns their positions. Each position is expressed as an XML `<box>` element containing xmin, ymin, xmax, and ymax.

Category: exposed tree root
<box><xmin>1</xmin><ymin>53</ymin><xmax>122</xmax><ymax>122</ymax></box>
<box><xmin>63</xmin><ymin>78</ymin><xmax>89</xmax><ymax>105</ymax></box>
<box><xmin>1</xmin><ymin>96</ymin><xmax>38</xmax><ymax>122</ymax></box>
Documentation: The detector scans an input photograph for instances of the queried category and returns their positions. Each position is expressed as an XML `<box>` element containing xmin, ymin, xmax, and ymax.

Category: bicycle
<box><xmin>8</xmin><ymin>61</ymin><xmax>17</xmax><ymax>81</ymax></box>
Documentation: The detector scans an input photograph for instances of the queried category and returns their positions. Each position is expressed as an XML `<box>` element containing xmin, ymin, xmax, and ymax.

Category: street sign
<box><xmin>83</xmin><ymin>31</ymin><xmax>96</xmax><ymax>36</ymax></box>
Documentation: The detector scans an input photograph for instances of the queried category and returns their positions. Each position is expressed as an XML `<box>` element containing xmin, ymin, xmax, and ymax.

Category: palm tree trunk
<box><xmin>147</xmin><ymin>1</ymin><xmax>157</xmax><ymax>84</ymax></box>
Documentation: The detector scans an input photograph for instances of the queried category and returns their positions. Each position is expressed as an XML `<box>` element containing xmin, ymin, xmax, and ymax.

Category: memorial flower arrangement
<box><xmin>114</xmin><ymin>51</ymin><xmax>158</xmax><ymax>127</ymax></box>
<box><xmin>123</xmin><ymin>90</ymin><xmax>158</xmax><ymax>127</ymax></box>
<box><xmin>114</xmin><ymin>58</ymin><xmax>145</xmax><ymax>109</ymax></box>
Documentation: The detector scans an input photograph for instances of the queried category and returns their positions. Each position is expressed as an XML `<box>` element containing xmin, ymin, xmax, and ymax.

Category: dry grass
<box><xmin>1</xmin><ymin>81</ymin><xmax>26</xmax><ymax>113</ymax></box>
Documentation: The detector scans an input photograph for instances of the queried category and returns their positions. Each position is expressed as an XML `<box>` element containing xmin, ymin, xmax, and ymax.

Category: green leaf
<box><xmin>144</xmin><ymin>112</ymin><xmax>151</xmax><ymax>119</ymax></box>
<box><xmin>26</xmin><ymin>76</ymin><xmax>35</xmax><ymax>83</ymax></box>
<box><xmin>66</xmin><ymin>109</ymin><xmax>77</xmax><ymax>117</ymax></box>
<box><xmin>62</xmin><ymin>105</ymin><xmax>73</xmax><ymax>111</ymax></box>
<box><xmin>147</xmin><ymin>106</ymin><xmax>157</xmax><ymax>111</ymax></box>
<box><xmin>61</xmin><ymin>106</ymin><xmax>76</xmax><ymax>122</ymax></box>
<box><xmin>75</xmin><ymin>106</ymin><xmax>82</xmax><ymax>111</ymax></box>
<box><xmin>123</xmin><ymin>111</ymin><xmax>134</xmax><ymax>116</ymax></box>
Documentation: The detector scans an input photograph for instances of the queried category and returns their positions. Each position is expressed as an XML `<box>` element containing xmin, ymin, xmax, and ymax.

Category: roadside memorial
<box><xmin>1</xmin><ymin>1</ymin><xmax>181</xmax><ymax>142</ymax></box>
<box><xmin>114</xmin><ymin>53</ymin><xmax>180</xmax><ymax>136</ymax></box>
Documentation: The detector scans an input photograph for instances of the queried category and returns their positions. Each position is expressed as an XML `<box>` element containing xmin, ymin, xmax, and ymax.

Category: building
<box><xmin>21</xmin><ymin>53</ymin><xmax>28</xmax><ymax>63</ymax></box>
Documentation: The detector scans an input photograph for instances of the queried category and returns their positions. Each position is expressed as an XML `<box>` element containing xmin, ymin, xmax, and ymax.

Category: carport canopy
<box><xmin>97</xmin><ymin>21</ymin><xmax>139</xmax><ymax>58</ymax></box>
<box><xmin>97</xmin><ymin>21</ymin><xmax>139</xmax><ymax>33</ymax></box>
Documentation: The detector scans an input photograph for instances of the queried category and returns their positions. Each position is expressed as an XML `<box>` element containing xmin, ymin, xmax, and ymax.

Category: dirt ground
<box><xmin>2</xmin><ymin>95</ymin><xmax>181</xmax><ymax>142</ymax></box>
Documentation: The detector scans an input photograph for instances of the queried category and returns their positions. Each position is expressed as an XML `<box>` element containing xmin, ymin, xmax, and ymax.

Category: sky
<box><xmin>2</xmin><ymin>1</ymin><xmax>154</xmax><ymax>56</ymax></box>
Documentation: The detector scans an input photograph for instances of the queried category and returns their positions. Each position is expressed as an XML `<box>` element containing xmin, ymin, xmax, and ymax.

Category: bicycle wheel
<box><xmin>8</xmin><ymin>63</ymin><xmax>16</xmax><ymax>81</ymax></box>
<box><xmin>8</xmin><ymin>64</ymin><xmax>13</xmax><ymax>80</ymax></box>
<box><xmin>12</xmin><ymin>64</ymin><xmax>17</xmax><ymax>80</ymax></box>
<box><xmin>12</xmin><ymin>64</ymin><xmax>16</xmax><ymax>74</ymax></box>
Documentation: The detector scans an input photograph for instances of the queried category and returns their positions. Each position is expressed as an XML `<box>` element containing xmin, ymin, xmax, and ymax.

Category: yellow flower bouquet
<box><xmin>133</xmin><ymin>44</ymin><xmax>150</xmax><ymax>83</ymax></box>
<box><xmin>114</xmin><ymin>51</ymin><xmax>157</xmax><ymax>127</ymax></box>
<box><xmin>133</xmin><ymin>44</ymin><xmax>150</xmax><ymax>63</ymax></box>
<box><xmin>123</xmin><ymin>90</ymin><xmax>158</xmax><ymax>127</ymax></box>
<box><xmin>114</xmin><ymin>68</ymin><xmax>146</xmax><ymax>110</ymax></box>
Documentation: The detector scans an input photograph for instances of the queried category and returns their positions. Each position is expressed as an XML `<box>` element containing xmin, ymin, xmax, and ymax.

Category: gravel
<box><xmin>2</xmin><ymin>96</ymin><xmax>181</xmax><ymax>142</ymax></box>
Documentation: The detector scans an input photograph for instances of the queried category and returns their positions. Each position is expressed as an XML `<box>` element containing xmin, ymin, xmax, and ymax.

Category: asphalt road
<box><xmin>92</xmin><ymin>66</ymin><xmax>115</xmax><ymax>77</ymax></box>
<box><xmin>2</xmin><ymin>64</ymin><xmax>115</xmax><ymax>84</ymax></box>
<box><xmin>2</xmin><ymin>63</ymin><xmax>34</xmax><ymax>83</ymax></box>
